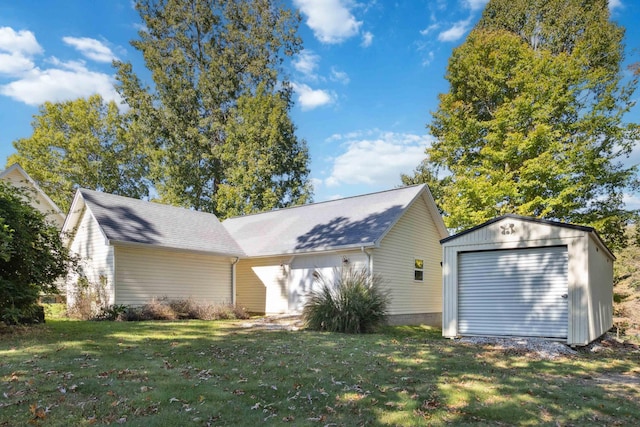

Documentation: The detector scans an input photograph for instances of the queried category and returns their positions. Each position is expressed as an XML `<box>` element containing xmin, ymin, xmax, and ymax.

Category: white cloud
<box><xmin>361</xmin><ymin>31</ymin><xmax>373</xmax><ymax>47</ymax></box>
<box><xmin>62</xmin><ymin>36</ymin><xmax>117</xmax><ymax>63</ymax></box>
<box><xmin>1</xmin><ymin>59</ymin><xmax>121</xmax><ymax>106</ymax></box>
<box><xmin>0</xmin><ymin>27</ymin><xmax>122</xmax><ymax>107</ymax></box>
<box><xmin>419</xmin><ymin>23</ymin><xmax>439</xmax><ymax>36</ymax></box>
<box><xmin>438</xmin><ymin>19</ymin><xmax>471</xmax><ymax>42</ymax></box>
<box><xmin>609</xmin><ymin>0</ymin><xmax>623</xmax><ymax>10</ymax></box>
<box><xmin>0</xmin><ymin>27</ymin><xmax>42</xmax><ymax>55</ymax></box>
<box><xmin>330</xmin><ymin>67</ymin><xmax>350</xmax><ymax>85</ymax></box>
<box><xmin>294</xmin><ymin>0</ymin><xmax>362</xmax><ymax>44</ymax></box>
<box><xmin>0</xmin><ymin>27</ymin><xmax>42</xmax><ymax>76</ymax></box>
<box><xmin>0</xmin><ymin>52</ymin><xmax>35</xmax><ymax>75</ymax></box>
<box><xmin>463</xmin><ymin>0</ymin><xmax>489</xmax><ymax>11</ymax></box>
<box><xmin>292</xmin><ymin>82</ymin><xmax>336</xmax><ymax>110</ymax></box>
<box><xmin>325</xmin><ymin>131</ymin><xmax>431</xmax><ymax>187</ymax></box>
<box><xmin>293</xmin><ymin>50</ymin><xmax>320</xmax><ymax>79</ymax></box>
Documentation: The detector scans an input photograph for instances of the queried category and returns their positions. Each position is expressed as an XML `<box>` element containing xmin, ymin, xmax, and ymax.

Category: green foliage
<box><xmin>217</xmin><ymin>83</ymin><xmax>312</xmax><ymax>217</ymax></box>
<box><xmin>303</xmin><ymin>267</ymin><xmax>390</xmax><ymax>333</ymax></box>
<box><xmin>9</xmin><ymin>95</ymin><xmax>150</xmax><ymax>212</ymax></box>
<box><xmin>115</xmin><ymin>0</ymin><xmax>311</xmax><ymax>217</ymax></box>
<box><xmin>409</xmin><ymin>0</ymin><xmax>639</xmax><ymax>250</ymax></box>
<box><xmin>0</xmin><ymin>182</ymin><xmax>73</xmax><ymax>325</ymax></box>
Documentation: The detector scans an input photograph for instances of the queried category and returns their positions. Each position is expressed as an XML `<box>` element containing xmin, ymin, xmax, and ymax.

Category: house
<box><xmin>224</xmin><ymin>184</ymin><xmax>448</xmax><ymax>326</ymax></box>
<box><xmin>62</xmin><ymin>189</ymin><xmax>244</xmax><ymax>307</ymax></box>
<box><xmin>63</xmin><ymin>185</ymin><xmax>448</xmax><ymax>326</ymax></box>
<box><xmin>0</xmin><ymin>163</ymin><xmax>66</xmax><ymax>229</ymax></box>
<box><xmin>440</xmin><ymin>215</ymin><xmax>614</xmax><ymax>346</ymax></box>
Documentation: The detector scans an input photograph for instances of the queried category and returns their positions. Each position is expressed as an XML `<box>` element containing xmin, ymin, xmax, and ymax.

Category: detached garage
<box><xmin>441</xmin><ymin>215</ymin><xmax>614</xmax><ymax>346</ymax></box>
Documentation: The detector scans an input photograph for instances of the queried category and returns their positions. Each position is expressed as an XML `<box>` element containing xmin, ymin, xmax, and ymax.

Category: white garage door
<box><xmin>458</xmin><ymin>246</ymin><xmax>568</xmax><ymax>338</ymax></box>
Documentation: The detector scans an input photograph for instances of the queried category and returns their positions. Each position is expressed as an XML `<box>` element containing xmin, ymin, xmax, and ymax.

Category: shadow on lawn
<box><xmin>1</xmin><ymin>321</ymin><xmax>638</xmax><ymax>426</ymax></box>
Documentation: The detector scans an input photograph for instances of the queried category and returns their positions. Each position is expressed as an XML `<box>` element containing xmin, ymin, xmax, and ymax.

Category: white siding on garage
<box><xmin>68</xmin><ymin>209</ymin><xmax>115</xmax><ymax>305</ymax></box>
<box><xmin>372</xmin><ymin>194</ymin><xmax>442</xmax><ymax>316</ymax></box>
<box><xmin>288</xmin><ymin>250</ymin><xmax>367</xmax><ymax>313</ymax></box>
<box><xmin>114</xmin><ymin>245</ymin><xmax>231</xmax><ymax>306</ymax></box>
<box><xmin>458</xmin><ymin>247</ymin><xmax>568</xmax><ymax>338</ymax></box>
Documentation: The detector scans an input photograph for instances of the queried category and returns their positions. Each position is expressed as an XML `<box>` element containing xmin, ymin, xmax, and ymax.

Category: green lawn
<box><xmin>1</xmin><ymin>316</ymin><xmax>638</xmax><ymax>426</ymax></box>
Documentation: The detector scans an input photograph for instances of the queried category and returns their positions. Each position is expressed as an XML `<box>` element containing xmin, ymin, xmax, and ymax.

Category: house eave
<box><xmin>108</xmin><ymin>239</ymin><xmax>246</xmax><ymax>259</ymax></box>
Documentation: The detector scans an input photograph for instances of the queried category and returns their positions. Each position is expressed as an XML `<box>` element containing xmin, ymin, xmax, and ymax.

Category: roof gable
<box><xmin>223</xmin><ymin>184</ymin><xmax>447</xmax><ymax>257</ymax></box>
<box><xmin>0</xmin><ymin>163</ymin><xmax>66</xmax><ymax>227</ymax></box>
<box><xmin>441</xmin><ymin>214</ymin><xmax>614</xmax><ymax>259</ymax></box>
<box><xmin>66</xmin><ymin>189</ymin><xmax>244</xmax><ymax>257</ymax></box>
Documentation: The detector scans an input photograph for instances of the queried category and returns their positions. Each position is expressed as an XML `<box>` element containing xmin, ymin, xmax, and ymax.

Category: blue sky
<box><xmin>1</xmin><ymin>0</ymin><xmax>639</xmax><ymax>206</ymax></box>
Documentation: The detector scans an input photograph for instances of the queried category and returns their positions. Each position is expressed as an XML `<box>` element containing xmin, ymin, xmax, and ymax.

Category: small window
<box><xmin>414</xmin><ymin>259</ymin><xmax>424</xmax><ymax>281</ymax></box>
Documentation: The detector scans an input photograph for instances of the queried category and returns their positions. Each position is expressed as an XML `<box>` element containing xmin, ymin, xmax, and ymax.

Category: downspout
<box><xmin>231</xmin><ymin>257</ymin><xmax>239</xmax><ymax>306</ymax></box>
<box><xmin>361</xmin><ymin>246</ymin><xmax>373</xmax><ymax>274</ymax></box>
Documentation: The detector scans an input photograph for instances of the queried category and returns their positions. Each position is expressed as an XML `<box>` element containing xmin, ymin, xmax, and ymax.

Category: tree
<box><xmin>9</xmin><ymin>95</ymin><xmax>150</xmax><ymax>212</ymax></box>
<box><xmin>216</xmin><ymin>83</ymin><xmax>311</xmax><ymax>217</ymax></box>
<box><xmin>0</xmin><ymin>182</ymin><xmax>73</xmax><ymax>324</ymax></box>
<box><xmin>115</xmin><ymin>0</ymin><xmax>311</xmax><ymax>216</ymax></box>
<box><xmin>409</xmin><ymin>0</ymin><xmax>639</xmax><ymax>249</ymax></box>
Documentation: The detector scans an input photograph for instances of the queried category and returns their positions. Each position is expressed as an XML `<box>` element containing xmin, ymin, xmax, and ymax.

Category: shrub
<box><xmin>302</xmin><ymin>267</ymin><xmax>390</xmax><ymax>333</ymax></box>
<box><xmin>121</xmin><ymin>298</ymin><xmax>248</xmax><ymax>321</ymax></box>
<box><xmin>67</xmin><ymin>276</ymin><xmax>110</xmax><ymax>320</ymax></box>
<box><xmin>94</xmin><ymin>304</ymin><xmax>128</xmax><ymax>321</ymax></box>
<box><xmin>0</xmin><ymin>182</ymin><xmax>74</xmax><ymax>325</ymax></box>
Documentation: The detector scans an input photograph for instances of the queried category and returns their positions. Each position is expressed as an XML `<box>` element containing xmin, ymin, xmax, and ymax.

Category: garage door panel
<box><xmin>458</xmin><ymin>246</ymin><xmax>568</xmax><ymax>338</ymax></box>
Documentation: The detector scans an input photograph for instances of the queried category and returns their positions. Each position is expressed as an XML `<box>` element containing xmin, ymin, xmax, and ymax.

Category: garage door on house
<box><xmin>458</xmin><ymin>246</ymin><xmax>568</xmax><ymax>338</ymax></box>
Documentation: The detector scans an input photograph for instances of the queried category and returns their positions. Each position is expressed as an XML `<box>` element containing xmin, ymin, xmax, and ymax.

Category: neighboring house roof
<box><xmin>440</xmin><ymin>214</ymin><xmax>615</xmax><ymax>260</ymax></box>
<box><xmin>63</xmin><ymin>189</ymin><xmax>245</xmax><ymax>257</ymax></box>
<box><xmin>0</xmin><ymin>163</ymin><xmax>66</xmax><ymax>228</ymax></box>
<box><xmin>223</xmin><ymin>184</ymin><xmax>448</xmax><ymax>257</ymax></box>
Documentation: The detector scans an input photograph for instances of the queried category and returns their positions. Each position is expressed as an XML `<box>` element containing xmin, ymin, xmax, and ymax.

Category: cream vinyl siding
<box><xmin>288</xmin><ymin>251</ymin><xmax>367</xmax><ymax>313</ymax></box>
<box><xmin>114</xmin><ymin>245</ymin><xmax>231</xmax><ymax>306</ymax></box>
<box><xmin>235</xmin><ymin>251</ymin><xmax>367</xmax><ymax>314</ymax></box>
<box><xmin>236</xmin><ymin>258</ymin><xmax>286</xmax><ymax>314</ymax></box>
<box><xmin>585</xmin><ymin>236</ymin><xmax>614</xmax><ymax>342</ymax></box>
<box><xmin>68</xmin><ymin>209</ymin><xmax>115</xmax><ymax>304</ymax></box>
<box><xmin>372</xmin><ymin>196</ymin><xmax>442</xmax><ymax>315</ymax></box>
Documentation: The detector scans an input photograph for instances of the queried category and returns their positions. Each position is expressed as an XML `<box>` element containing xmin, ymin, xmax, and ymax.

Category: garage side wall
<box><xmin>114</xmin><ymin>245</ymin><xmax>232</xmax><ymax>306</ymax></box>
<box><xmin>373</xmin><ymin>196</ymin><xmax>442</xmax><ymax>326</ymax></box>
<box><xmin>67</xmin><ymin>209</ymin><xmax>115</xmax><ymax>305</ymax></box>
<box><xmin>585</xmin><ymin>235</ymin><xmax>614</xmax><ymax>343</ymax></box>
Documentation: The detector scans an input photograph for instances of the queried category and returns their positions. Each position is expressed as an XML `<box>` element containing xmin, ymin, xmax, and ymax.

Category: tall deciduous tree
<box><xmin>409</xmin><ymin>0</ymin><xmax>639</xmax><ymax>249</ymax></box>
<box><xmin>115</xmin><ymin>0</ymin><xmax>311</xmax><ymax>216</ymax></box>
<box><xmin>9</xmin><ymin>95</ymin><xmax>150</xmax><ymax>212</ymax></box>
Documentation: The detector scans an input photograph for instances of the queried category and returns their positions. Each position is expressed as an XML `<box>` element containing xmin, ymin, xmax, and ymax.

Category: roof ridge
<box><xmin>79</xmin><ymin>188</ymin><xmax>221</xmax><ymax>219</ymax></box>
<box><xmin>224</xmin><ymin>184</ymin><xmax>426</xmax><ymax>221</ymax></box>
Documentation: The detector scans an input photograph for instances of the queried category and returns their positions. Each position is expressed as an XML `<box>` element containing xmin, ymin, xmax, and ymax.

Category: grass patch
<box><xmin>1</xmin><ymin>320</ymin><xmax>639</xmax><ymax>426</ymax></box>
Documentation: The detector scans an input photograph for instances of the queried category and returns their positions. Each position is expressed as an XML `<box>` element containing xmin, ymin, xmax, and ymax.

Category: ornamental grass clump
<box><xmin>302</xmin><ymin>267</ymin><xmax>390</xmax><ymax>333</ymax></box>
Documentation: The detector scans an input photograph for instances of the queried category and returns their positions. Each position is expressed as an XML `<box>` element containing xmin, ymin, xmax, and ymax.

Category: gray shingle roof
<box><xmin>78</xmin><ymin>189</ymin><xmax>244</xmax><ymax>256</ymax></box>
<box><xmin>223</xmin><ymin>184</ymin><xmax>430</xmax><ymax>257</ymax></box>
